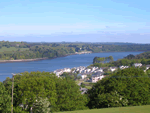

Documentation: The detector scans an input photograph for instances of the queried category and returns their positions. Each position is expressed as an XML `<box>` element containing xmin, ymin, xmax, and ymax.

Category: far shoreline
<box><xmin>0</xmin><ymin>50</ymin><xmax>146</xmax><ymax>64</ymax></box>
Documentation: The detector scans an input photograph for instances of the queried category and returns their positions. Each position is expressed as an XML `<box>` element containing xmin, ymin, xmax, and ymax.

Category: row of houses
<box><xmin>53</xmin><ymin>63</ymin><xmax>150</xmax><ymax>82</ymax></box>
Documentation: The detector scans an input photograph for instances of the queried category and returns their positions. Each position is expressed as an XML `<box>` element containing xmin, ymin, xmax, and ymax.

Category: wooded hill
<box><xmin>0</xmin><ymin>41</ymin><xmax>150</xmax><ymax>60</ymax></box>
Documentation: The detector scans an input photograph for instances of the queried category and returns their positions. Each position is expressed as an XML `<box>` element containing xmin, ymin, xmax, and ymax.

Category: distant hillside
<box><xmin>0</xmin><ymin>40</ymin><xmax>150</xmax><ymax>61</ymax></box>
<box><xmin>25</xmin><ymin>41</ymin><xmax>147</xmax><ymax>45</ymax></box>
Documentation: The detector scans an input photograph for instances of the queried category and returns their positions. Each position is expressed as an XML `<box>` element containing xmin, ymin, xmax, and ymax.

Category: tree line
<box><xmin>1</xmin><ymin>41</ymin><xmax>150</xmax><ymax>60</ymax></box>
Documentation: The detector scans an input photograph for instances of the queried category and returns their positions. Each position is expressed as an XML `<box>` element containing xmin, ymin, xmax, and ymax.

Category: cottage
<box><xmin>63</xmin><ymin>68</ymin><xmax>71</xmax><ymax>73</ymax></box>
<box><xmin>91</xmin><ymin>72</ymin><xmax>104</xmax><ymax>83</ymax></box>
<box><xmin>109</xmin><ymin>67</ymin><xmax>117</xmax><ymax>72</ymax></box>
<box><xmin>91</xmin><ymin>75</ymin><xmax>105</xmax><ymax>83</ymax></box>
<box><xmin>119</xmin><ymin>65</ymin><xmax>129</xmax><ymax>70</ymax></box>
<box><xmin>77</xmin><ymin>73</ymin><xmax>87</xmax><ymax>79</ymax></box>
<box><xmin>97</xmin><ymin>68</ymin><xmax>103</xmax><ymax>72</ymax></box>
<box><xmin>133</xmin><ymin>63</ymin><xmax>142</xmax><ymax>67</ymax></box>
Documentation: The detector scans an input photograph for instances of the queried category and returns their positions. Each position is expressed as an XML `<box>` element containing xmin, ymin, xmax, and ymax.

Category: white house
<box><xmin>91</xmin><ymin>75</ymin><xmax>105</xmax><ymax>83</ymax></box>
<box><xmin>77</xmin><ymin>73</ymin><xmax>87</xmax><ymax>79</ymax></box>
<box><xmin>110</xmin><ymin>67</ymin><xmax>117</xmax><ymax>72</ymax></box>
<box><xmin>63</xmin><ymin>68</ymin><xmax>71</xmax><ymax>73</ymax></box>
<box><xmin>97</xmin><ymin>68</ymin><xmax>103</xmax><ymax>72</ymax></box>
<box><xmin>86</xmin><ymin>68</ymin><xmax>91</xmax><ymax>73</ymax></box>
<box><xmin>133</xmin><ymin>63</ymin><xmax>142</xmax><ymax>67</ymax></box>
<box><xmin>119</xmin><ymin>65</ymin><xmax>129</xmax><ymax>70</ymax></box>
<box><xmin>91</xmin><ymin>72</ymin><xmax>105</xmax><ymax>83</ymax></box>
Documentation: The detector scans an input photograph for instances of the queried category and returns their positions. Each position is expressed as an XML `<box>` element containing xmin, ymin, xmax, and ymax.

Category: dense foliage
<box><xmin>2</xmin><ymin>71</ymin><xmax>88</xmax><ymax>113</ymax></box>
<box><xmin>87</xmin><ymin>67</ymin><xmax>150</xmax><ymax>109</ymax></box>
<box><xmin>0</xmin><ymin>82</ymin><xmax>11</xmax><ymax>113</ymax></box>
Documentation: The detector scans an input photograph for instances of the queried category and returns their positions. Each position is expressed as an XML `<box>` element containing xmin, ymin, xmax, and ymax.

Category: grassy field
<box><xmin>57</xmin><ymin>105</ymin><xmax>150</xmax><ymax>113</ymax></box>
<box><xmin>0</xmin><ymin>47</ymin><xmax>29</xmax><ymax>52</ymax></box>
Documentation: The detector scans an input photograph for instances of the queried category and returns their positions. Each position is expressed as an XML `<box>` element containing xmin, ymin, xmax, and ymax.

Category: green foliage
<box><xmin>124</xmin><ymin>54</ymin><xmax>135</xmax><ymax>59</ymax></box>
<box><xmin>33</xmin><ymin>97</ymin><xmax>51</xmax><ymax>113</ymax></box>
<box><xmin>13</xmin><ymin>106</ymin><xmax>28</xmax><ymax>113</ymax></box>
<box><xmin>54</xmin><ymin>78</ymin><xmax>88</xmax><ymax>112</ymax></box>
<box><xmin>60</xmin><ymin>72</ymin><xmax>75</xmax><ymax>80</ymax></box>
<box><xmin>81</xmin><ymin>83</ymin><xmax>86</xmax><ymax>88</ymax></box>
<box><xmin>87</xmin><ymin>67</ymin><xmax>150</xmax><ymax>109</ymax></box>
<box><xmin>13</xmin><ymin>72</ymin><xmax>57</xmax><ymax>112</ymax></box>
<box><xmin>0</xmin><ymin>82</ymin><xmax>11</xmax><ymax>113</ymax></box>
<box><xmin>3</xmin><ymin>71</ymin><xmax>88</xmax><ymax>112</ymax></box>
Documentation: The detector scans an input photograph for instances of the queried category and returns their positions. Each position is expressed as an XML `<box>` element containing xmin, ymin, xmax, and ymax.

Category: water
<box><xmin>0</xmin><ymin>51</ymin><xmax>143</xmax><ymax>82</ymax></box>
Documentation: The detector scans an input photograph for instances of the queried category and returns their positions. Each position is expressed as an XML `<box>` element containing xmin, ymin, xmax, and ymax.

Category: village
<box><xmin>53</xmin><ymin>63</ymin><xmax>150</xmax><ymax>94</ymax></box>
<box><xmin>53</xmin><ymin>63</ymin><xmax>150</xmax><ymax>82</ymax></box>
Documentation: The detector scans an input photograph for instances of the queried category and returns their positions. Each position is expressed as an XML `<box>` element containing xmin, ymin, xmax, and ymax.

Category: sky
<box><xmin>0</xmin><ymin>0</ymin><xmax>150</xmax><ymax>43</ymax></box>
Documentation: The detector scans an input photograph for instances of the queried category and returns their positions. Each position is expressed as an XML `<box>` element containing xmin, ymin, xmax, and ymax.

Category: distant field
<box><xmin>57</xmin><ymin>105</ymin><xmax>150</xmax><ymax>113</ymax></box>
<box><xmin>0</xmin><ymin>47</ymin><xmax>29</xmax><ymax>52</ymax></box>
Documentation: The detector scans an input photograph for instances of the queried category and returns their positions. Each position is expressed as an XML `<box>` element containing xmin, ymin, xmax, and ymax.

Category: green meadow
<box><xmin>57</xmin><ymin>105</ymin><xmax>150</xmax><ymax>113</ymax></box>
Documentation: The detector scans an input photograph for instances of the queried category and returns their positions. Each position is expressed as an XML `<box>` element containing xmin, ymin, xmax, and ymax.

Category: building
<box><xmin>91</xmin><ymin>72</ymin><xmax>104</xmax><ymax>83</ymax></box>
<box><xmin>77</xmin><ymin>73</ymin><xmax>87</xmax><ymax>79</ymax></box>
<box><xmin>133</xmin><ymin>63</ymin><xmax>142</xmax><ymax>67</ymax></box>
<box><xmin>63</xmin><ymin>68</ymin><xmax>71</xmax><ymax>73</ymax></box>
<box><xmin>109</xmin><ymin>67</ymin><xmax>118</xmax><ymax>72</ymax></box>
<box><xmin>119</xmin><ymin>65</ymin><xmax>129</xmax><ymax>70</ymax></box>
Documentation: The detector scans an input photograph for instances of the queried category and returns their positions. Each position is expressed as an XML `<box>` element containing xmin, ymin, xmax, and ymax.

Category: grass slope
<box><xmin>57</xmin><ymin>105</ymin><xmax>150</xmax><ymax>113</ymax></box>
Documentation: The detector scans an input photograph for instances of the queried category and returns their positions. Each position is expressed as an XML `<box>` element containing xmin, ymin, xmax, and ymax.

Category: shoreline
<box><xmin>0</xmin><ymin>57</ymin><xmax>49</xmax><ymax>63</ymax></box>
<box><xmin>0</xmin><ymin>50</ymin><xmax>146</xmax><ymax>63</ymax></box>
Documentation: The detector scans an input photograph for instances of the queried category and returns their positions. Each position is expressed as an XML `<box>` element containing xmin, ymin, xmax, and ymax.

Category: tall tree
<box><xmin>0</xmin><ymin>82</ymin><xmax>11</xmax><ymax>113</ymax></box>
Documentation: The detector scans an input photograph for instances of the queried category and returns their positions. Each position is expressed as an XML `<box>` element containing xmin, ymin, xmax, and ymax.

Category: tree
<box><xmin>33</xmin><ymin>97</ymin><xmax>51</xmax><ymax>113</ymax></box>
<box><xmin>124</xmin><ymin>54</ymin><xmax>135</xmax><ymax>59</ymax></box>
<box><xmin>54</xmin><ymin>78</ymin><xmax>88</xmax><ymax>112</ymax></box>
<box><xmin>87</xmin><ymin>67</ymin><xmax>150</xmax><ymax>109</ymax></box>
<box><xmin>108</xmin><ymin>56</ymin><xmax>114</xmax><ymax>62</ymax></box>
<box><xmin>141</xmin><ymin>58</ymin><xmax>147</xmax><ymax>65</ymax></box>
<box><xmin>0</xmin><ymin>82</ymin><xmax>11</xmax><ymax>113</ymax></box>
<box><xmin>4</xmin><ymin>71</ymin><xmax>88</xmax><ymax>112</ymax></box>
<box><xmin>13</xmin><ymin>72</ymin><xmax>57</xmax><ymax>112</ymax></box>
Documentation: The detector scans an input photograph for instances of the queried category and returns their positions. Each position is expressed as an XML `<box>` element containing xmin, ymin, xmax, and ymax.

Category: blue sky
<box><xmin>0</xmin><ymin>0</ymin><xmax>150</xmax><ymax>43</ymax></box>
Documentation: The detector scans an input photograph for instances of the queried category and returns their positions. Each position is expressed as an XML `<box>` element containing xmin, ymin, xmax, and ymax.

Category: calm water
<box><xmin>0</xmin><ymin>51</ymin><xmax>143</xmax><ymax>82</ymax></box>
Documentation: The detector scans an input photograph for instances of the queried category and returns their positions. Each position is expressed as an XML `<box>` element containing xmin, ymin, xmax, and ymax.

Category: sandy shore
<box><xmin>0</xmin><ymin>57</ymin><xmax>49</xmax><ymax>63</ymax></box>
